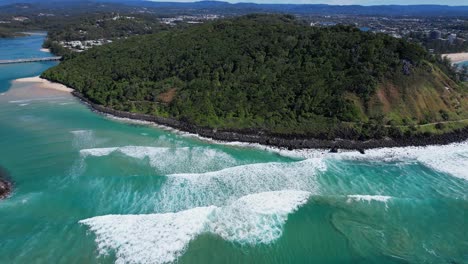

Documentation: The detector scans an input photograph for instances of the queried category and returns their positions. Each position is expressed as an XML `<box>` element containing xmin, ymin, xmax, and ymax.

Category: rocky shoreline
<box><xmin>72</xmin><ymin>91</ymin><xmax>468</xmax><ymax>152</ymax></box>
<box><xmin>0</xmin><ymin>167</ymin><xmax>12</xmax><ymax>200</ymax></box>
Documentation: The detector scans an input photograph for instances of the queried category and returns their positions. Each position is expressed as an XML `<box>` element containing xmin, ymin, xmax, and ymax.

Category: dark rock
<box><xmin>71</xmin><ymin>91</ymin><xmax>468</xmax><ymax>152</ymax></box>
<box><xmin>402</xmin><ymin>59</ymin><xmax>412</xmax><ymax>75</ymax></box>
<box><xmin>0</xmin><ymin>167</ymin><xmax>12</xmax><ymax>200</ymax></box>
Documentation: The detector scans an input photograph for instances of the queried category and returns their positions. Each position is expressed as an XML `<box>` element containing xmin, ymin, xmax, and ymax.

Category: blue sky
<box><xmin>151</xmin><ymin>0</ymin><xmax>467</xmax><ymax>5</ymax></box>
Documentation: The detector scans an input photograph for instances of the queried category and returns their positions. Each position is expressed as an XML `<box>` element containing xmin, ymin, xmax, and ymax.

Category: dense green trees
<box><xmin>42</xmin><ymin>14</ymin><xmax>464</xmax><ymax>137</ymax></box>
<box><xmin>45</xmin><ymin>13</ymin><xmax>168</xmax><ymax>42</ymax></box>
<box><xmin>0</xmin><ymin>28</ymin><xmax>26</xmax><ymax>38</ymax></box>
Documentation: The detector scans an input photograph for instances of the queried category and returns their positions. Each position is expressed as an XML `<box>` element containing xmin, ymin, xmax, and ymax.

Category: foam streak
<box><xmin>80</xmin><ymin>190</ymin><xmax>310</xmax><ymax>264</ymax></box>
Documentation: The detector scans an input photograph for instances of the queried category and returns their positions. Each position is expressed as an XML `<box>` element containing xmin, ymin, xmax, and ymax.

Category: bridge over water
<box><xmin>0</xmin><ymin>57</ymin><xmax>62</xmax><ymax>65</ymax></box>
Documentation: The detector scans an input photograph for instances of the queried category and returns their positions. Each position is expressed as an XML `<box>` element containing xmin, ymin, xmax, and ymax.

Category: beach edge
<box><xmin>13</xmin><ymin>76</ymin><xmax>74</xmax><ymax>93</ymax></box>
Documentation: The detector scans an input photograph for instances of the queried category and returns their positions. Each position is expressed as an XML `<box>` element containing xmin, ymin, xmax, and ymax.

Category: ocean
<box><xmin>0</xmin><ymin>34</ymin><xmax>467</xmax><ymax>264</ymax></box>
<box><xmin>458</xmin><ymin>60</ymin><xmax>468</xmax><ymax>68</ymax></box>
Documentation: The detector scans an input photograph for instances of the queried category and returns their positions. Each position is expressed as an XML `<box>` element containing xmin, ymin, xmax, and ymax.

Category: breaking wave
<box><xmin>80</xmin><ymin>190</ymin><xmax>310</xmax><ymax>264</ymax></box>
<box><xmin>347</xmin><ymin>195</ymin><xmax>392</xmax><ymax>204</ymax></box>
<box><xmin>154</xmin><ymin>158</ymin><xmax>325</xmax><ymax>211</ymax></box>
<box><xmin>259</xmin><ymin>141</ymin><xmax>468</xmax><ymax>181</ymax></box>
<box><xmin>80</xmin><ymin>146</ymin><xmax>238</xmax><ymax>175</ymax></box>
<box><xmin>334</xmin><ymin>141</ymin><xmax>468</xmax><ymax>181</ymax></box>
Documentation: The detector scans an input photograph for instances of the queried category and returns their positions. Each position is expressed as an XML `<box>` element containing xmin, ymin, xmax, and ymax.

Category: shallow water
<box><xmin>0</xmin><ymin>34</ymin><xmax>57</xmax><ymax>93</ymax></box>
<box><xmin>458</xmin><ymin>60</ymin><xmax>468</xmax><ymax>68</ymax></box>
<box><xmin>0</xmin><ymin>34</ymin><xmax>467</xmax><ymax>264</ymax></box>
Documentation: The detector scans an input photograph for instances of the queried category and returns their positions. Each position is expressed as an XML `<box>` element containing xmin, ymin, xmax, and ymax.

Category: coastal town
<box><xmin>2</xmin><ymin>6</ymin><xmax>467</xmax><ymax>56</ymax></box>
<box><xmin>56</xmin><ymin>14</ymin><xmax>223</xmax><ymax>52</ymax></box>
<box><xmin>1</xmin><ymin>1</ymin><xmax>467</xmax><ymax>56</ymax></box>
<box><xmin>306</xmin><ymin>16</ymin><xmax>468</xmax><ymax>53</ymax></box>
<box><xmin>33</xmin><ymin>15</ymin><xmax>468</xmax><ymax>64</ymax></box>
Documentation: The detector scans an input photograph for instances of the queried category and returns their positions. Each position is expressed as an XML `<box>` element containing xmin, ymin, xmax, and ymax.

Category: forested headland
<box><xmin>0</xmin><ymin>28</ymin><xmax>26</xmax><ymax>38</ymax></box>
<box><xmin>41</xmin><ymin>13</ymin><xmax>170</xmax><ymax>56</ymax></box>
<box><xmin>42</xmin><ymin>15</ymin><xmax>468</xmax><ymax>141</ymax></box>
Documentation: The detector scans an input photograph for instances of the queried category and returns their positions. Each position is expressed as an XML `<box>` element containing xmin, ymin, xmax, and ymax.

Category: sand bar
<box><xmin>442</xmin><ymin>52</ymin><xmax>468</xmax><ymax>64</ymax></box>
<box><xmin>13</xmin><ymin>76</ymin><xmax>74</xmax><ymax>92</ymax></box>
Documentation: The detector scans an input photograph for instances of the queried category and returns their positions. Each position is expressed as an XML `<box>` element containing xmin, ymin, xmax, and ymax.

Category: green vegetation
<box><xmin>41</xmin><ymin>13</ymin><xmax>169</xmax><ymax>56</ymax></box>
<box><xmin>42</xmin><ymin>15</ymin><xmax>468</xmax><ymax>139</ymax></box>
<box><xmin>0</xmin><ymin>4</ymin><xmax>170</xmax><ymax>54</ymax></box>
<box><xmin>0</xmin><ymin>28</ymin><xmax>26</xmax><ymax>38</ymax></box>
<box><xmin>45</xmin><ymin>13</ymin><xmax>168</xmax><ymax>42</ymax></box>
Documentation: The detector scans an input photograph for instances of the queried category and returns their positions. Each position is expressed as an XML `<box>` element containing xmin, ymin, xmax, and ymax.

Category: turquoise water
<box><xmin>0</xmin><ymin>34</ymin><xmax>57</xmax><ymax>92</ymax></box>
<box><xmin>458</xmin><ymin>60</ymin><xmax>468</xmax><ymax>67</ymax></box>
<box><xmin>0</xmin><ymin>35</ymin><xmax>467</xmax><ymax>264</ymax></box>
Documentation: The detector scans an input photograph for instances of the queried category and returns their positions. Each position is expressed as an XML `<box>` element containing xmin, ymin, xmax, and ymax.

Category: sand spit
<box><xmin>13</xmin><ymin>76</ymin><xmax>73</xmax><ymax>93</ymax></box>
<box><xmin>442</xmin><ymin>52</ymin><xmax>468</xmax><ymax>64</ymax></box>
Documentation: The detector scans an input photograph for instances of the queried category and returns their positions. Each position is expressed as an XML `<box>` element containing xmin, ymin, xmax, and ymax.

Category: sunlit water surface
<box><xmin>0</xmin><ymin>34</ymin><xmax>467</xmax><ymax>264</ymax></box>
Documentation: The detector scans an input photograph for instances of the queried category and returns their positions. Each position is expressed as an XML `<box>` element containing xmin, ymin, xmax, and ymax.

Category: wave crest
<box><xmin>154</xmin><ymin>159</ymin><xmax>324</xmax><ymax>211</ymax></box>
<box><xmin>80</xmin><ymin>190</ymin><xmax>310</xmax><ymax>264</ymax></box>
<box><xmin>331</xmin><ymin>142</ymin><xmax>468</xmax><ymax>181</ymax></box>
<box><xmin>347</xmin><ymin>195</ymin><xmax>392</xmax><ymax>203</ymax></box>
<box><xmin>79</xmin><ymin>146</ymin><xmax>238</xmax><ymax>174</ymax></box>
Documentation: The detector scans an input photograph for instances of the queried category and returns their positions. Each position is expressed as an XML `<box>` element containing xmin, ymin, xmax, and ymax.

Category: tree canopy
<box><xmin>42</xmin><ymin>14</ymin><xmax>467</xmax><ymax>138</ymax></box>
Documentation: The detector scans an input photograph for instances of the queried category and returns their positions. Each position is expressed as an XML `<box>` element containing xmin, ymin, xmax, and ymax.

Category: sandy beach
<box><xmin>40</xmin><ymin>48</ymin><xmax>51</xmax><ymax>53</ymax></box>
<box><xmin>13</xmin><ymin>76</ymin><xmax>74</xmax><ymax>92</ymax></box>
<box><xmin>442</xmin><ymin>52</ymin><xmax>468</xmax><ymax>64</ymax></box>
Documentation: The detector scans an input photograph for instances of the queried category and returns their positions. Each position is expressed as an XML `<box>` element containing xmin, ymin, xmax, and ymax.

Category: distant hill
<box><xmin>42</xmin><ymin>15</ymin><xmax>468</xmax><ymax>140</ymax></box>
<box><xmin>133</xmin><ymin>1</ymin><xmax>468</xmax><ymax>17</ymax></box>
<box><xmin>1</xmin><ymin>0</ymin><xmax>468</xmax><ymax>17</ymax></box>
<box><xmin>0</xmin><ymin>1</ymin><xmax>139</xmax><ymax>15</ymax></box>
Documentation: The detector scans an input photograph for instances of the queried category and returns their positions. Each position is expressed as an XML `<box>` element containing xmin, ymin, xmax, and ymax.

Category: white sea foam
<box><xmin>95</xmin><ymin>105</ymin><xmax>468</xmax><ymax>181</ymax></box>
<box><xmin>334</xmin><ymin>141</ymin><xmax>468</xmax><ymax>181</ymax></box>
<box><xmin>347</xmin><ymin>195</ymin><xmax>392</xmax><ymax>203</ymax></box>
<box><xmin>9</xmin><ymin>99</ymin><xmax>30</xmax><ymax>103</ymax></box>
<box><xmin>9</xmin><ymin>96</ymin><xmax>66</xmax><ymax>104</ymax></box>
<box><xmin>154</xmin><ymin>159</ymin><xmax>324</xmax><ymax>211</ymax></box>
<box><xmin>71</xmin><ymin>130</ymin><xmax>98</xmax><ymax>149</ymax></box>
<box><xmin>80</xmin><ymin>147</ymin><xmax>118</xmax><ymax>157</ymax></box>
<box><xmin>99</xmin><ymin>112</ymin><xmax>327</xmax><ymax>158</ymax></box>
<box><xmin>18</xmin><ymin>103</ymin><xmax>29</xmax><ymax>106</ymax></box>
<box><xmin>80</xmin><ymin>190</ymin><xmax>310</xmax><ymax>264</ymax></box>
<box><xmin>217</xmin><ymin>140</ymin><xmax>468</xmax><ymax>182</ymax></box>
<box><xmin>208</xmin><ymin>190</ymin><xmax>310</xmax><ymax>244</ymax></box>
<box><xmin>79</xmin><ymin>146</ymin><xmax>237</xmax><ymax>174</ymax></box>
<box><xmin>80</xmin><ymin>206</ymin><xmax>215</xmax><ymax>264</ymax></box>
<box><xmin>249</xmin><ymin>141</ymin><xmax>468</xmax><ymax>181</ymax></box>
<box><xmin>168</xmin><ymin>158</ymin><xmax>325</xmax><ymax>184</ymax></box>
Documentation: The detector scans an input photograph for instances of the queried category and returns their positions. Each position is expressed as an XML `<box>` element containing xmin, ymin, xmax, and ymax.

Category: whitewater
<box><xmin>0</xmin><ymin>34</ymin><xmax>467</xmax><ymax>264</ymax></box>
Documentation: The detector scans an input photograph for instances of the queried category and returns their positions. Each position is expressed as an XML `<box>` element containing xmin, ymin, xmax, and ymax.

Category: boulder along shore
<box><xmin>71</xmin><ymin>91</ymin><xmax>468</xmax><ymax>152</ymax></box>
<box><xmin>0</xmin><ymin>167</ymin><xmax>12</xmax><ymax>200</ymax></box>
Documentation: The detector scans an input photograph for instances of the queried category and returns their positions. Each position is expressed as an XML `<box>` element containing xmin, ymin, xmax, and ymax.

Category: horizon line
<box><xmin>147</xmin><ymin>0</ymin><xmax>468</xmax><ymax>7</ymax></box>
